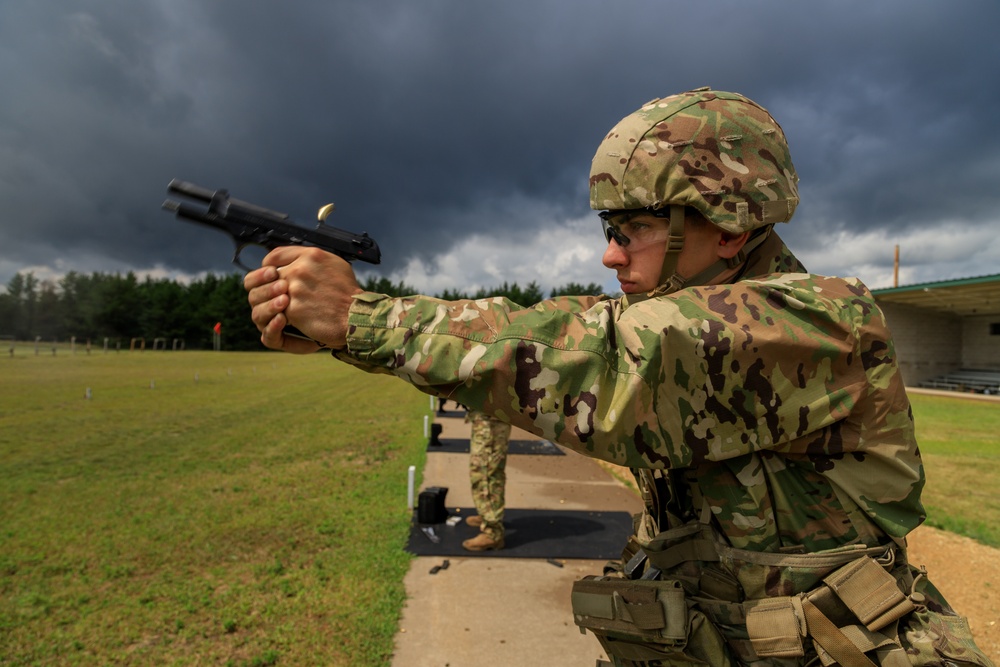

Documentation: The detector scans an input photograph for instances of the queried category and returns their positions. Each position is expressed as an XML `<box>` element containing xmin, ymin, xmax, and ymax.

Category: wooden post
<box><xmin>894</xmin><ymin>245</ymin><xmax>900</xmax><ymax>288</ymax></box>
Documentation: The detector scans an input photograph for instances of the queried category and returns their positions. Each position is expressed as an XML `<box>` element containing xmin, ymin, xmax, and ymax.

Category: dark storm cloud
<box><xmin>1</xmin><ymin>0</ymin><xmax>998</xmax><ymax>291</ymax></box>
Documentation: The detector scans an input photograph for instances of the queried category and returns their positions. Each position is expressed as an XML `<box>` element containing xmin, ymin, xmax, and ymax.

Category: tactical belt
<box><xmin>572</xmin><ymin>521</ymin><xmax>921</xmax><ymax>666</ymax></box>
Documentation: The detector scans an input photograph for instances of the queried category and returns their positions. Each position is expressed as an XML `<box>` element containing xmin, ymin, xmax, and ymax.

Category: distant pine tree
<box><xmin>549</xmin><ymin>282</ymin><xmax>604</xmax><ymax>298</ymax></box>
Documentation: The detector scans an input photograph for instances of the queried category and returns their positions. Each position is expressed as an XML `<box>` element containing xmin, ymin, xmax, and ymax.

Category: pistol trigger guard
<box><xmin>232</xmin><ymin>242</ymin><xmax>255</xmax><ymax>272</ymax></box>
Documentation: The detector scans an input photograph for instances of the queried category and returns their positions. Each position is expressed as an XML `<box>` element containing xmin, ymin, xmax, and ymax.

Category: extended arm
<box><xmin>333</xmin><ymin>275</ymin><xmax>889</xmax><ymax>469</ymax></box>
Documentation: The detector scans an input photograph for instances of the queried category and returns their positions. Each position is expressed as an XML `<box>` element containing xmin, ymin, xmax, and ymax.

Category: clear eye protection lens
<box><xmin>601</xmin><ymin>217</ymin><xmax>630</xmax><ymax>247</ymax></box>
<box><xmin>599</xmin><ymin>210</ymin><xmax>672</xmax><ymax>251</ymax></box>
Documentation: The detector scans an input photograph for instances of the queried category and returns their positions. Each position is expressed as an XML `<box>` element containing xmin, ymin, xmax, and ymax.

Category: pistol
<box><xmin>162</xmin><ymin>179</ymin><xmax>381</xmax><ymax>270</ymax></box>
<box><xmin>162</xmin><ymin>179</ymin><xmax>380</xmax><ymax>342</ymax></box>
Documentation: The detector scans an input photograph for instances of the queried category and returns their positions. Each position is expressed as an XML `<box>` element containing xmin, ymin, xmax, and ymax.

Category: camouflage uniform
<box><xmin>467</xmin><ymin>409</ymin><xmax>511</xmax><ymax>541</ymax></box>
<box><xmin>332</xmin><ymin>89</ymin><xmax>992</xmax><ymax>666</ymax></box>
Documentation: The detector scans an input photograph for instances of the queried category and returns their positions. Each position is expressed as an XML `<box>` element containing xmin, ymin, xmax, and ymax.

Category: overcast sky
<box><xmin>2</xmin><ymin>0</ymin><xmax>998</xmax><ymax>299</ymax></box>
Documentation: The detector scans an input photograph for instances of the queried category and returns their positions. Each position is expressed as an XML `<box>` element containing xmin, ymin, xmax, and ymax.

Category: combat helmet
<box><xmin>590</xmin><ymin>87</ymin><xmax>799</xmax><ymax>295</ymax></box>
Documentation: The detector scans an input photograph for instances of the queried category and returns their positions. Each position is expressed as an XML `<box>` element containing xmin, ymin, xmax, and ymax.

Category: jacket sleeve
<box><xmin>334</xmin><ymin>275</ymin><xmax>911</xmax><ymax>471</ymax></box>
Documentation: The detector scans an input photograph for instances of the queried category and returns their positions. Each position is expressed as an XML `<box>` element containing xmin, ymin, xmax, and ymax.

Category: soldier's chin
<box><xmin>620</xmin><ymin>281</ymin><xmax>642</xmax><ymax>294</ymax></box>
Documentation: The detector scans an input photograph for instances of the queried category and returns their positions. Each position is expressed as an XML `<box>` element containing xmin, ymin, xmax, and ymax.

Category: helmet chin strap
<box><xmin>622</xmin><ymin>208</ymin><xmax>772</xmax><ymax>308</ymax></box>
<box><xmin>656</xmin><ymin>204</ymin><xmax>688</xmax><ymax>293</ymax></box>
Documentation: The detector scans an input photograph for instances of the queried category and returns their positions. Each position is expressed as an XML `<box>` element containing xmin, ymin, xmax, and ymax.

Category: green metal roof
<box><xmin>872</xmin><ymin>273</ymin><xmax>1000</xmax><ymax>317</ymax></box>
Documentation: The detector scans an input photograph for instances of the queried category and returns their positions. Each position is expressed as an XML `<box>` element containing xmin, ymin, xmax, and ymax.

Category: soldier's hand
<box><xmin>244</xmin><ymin>246</ymin><xmax>362</xmax><ymax>353</ymax></box>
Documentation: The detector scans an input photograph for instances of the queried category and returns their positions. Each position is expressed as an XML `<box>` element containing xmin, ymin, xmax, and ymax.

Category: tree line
<box><xmin>0</xmin><ymin>271</ymin><xmax>603</xmax><ymax>351</ymax></box>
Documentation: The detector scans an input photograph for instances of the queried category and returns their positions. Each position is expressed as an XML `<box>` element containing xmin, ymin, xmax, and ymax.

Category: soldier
<box><xmin>463</xmin><ymin>409</ymin><xmax>511</xmax><ymax>552</ymax></box>
<box><xmin>245</xmin><ymin>88</ymin><xmax>993</xmax><ymax>666</ymax></box>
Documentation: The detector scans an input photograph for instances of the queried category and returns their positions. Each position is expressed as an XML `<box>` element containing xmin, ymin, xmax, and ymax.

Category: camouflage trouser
<box><xmin>467</xmin><ymin>410</ymin><xmax>511</xmax><ymax>541</ymax></box>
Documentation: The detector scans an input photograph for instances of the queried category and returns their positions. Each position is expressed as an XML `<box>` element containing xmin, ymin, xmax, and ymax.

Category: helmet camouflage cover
<box><xmin>590</xmin><ymin>88</ymin><xmax>799</xmax><ymax>234</ymax></box>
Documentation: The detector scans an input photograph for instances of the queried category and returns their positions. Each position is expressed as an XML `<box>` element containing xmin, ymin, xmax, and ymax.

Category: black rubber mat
<box><xmin>406</xmin><ymin>507</ymin><xmax>632</xmax><ymax>560</ymax></box>
<box><xmin>433</xmin><ymin>409</ymin><xmax>467</xmax><ymax>419</ymax></box>
<box><xmin>428</xmin><ymin>438</ymin><xmax>565</xmax><ymax>456</ymax></box>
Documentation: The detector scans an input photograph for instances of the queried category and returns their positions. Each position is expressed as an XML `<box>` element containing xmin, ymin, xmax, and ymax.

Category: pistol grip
<box><xmin>283</xmin><ymin>325</ymin><xmax>319</xmax><ymax>344</ymax></box>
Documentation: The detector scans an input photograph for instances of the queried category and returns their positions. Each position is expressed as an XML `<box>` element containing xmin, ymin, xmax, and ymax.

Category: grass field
<box><xmin>909</xmin><ymin>392</ymin><xmax>1000</xmax><ymax>548</ymax></box>
<box><xmin>1</xmin><ymin>352</ymin><xmax>997</xmax><ymax>665</ymax></box>
<box><xmin>1</xmin><ymin>350</ymin><xmax>430</xmax><ymax>666</ymax></box>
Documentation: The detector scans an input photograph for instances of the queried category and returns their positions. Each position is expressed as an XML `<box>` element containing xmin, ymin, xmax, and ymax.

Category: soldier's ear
<box><xmin>718</xmin><ymin>231</ymin><xmax>750</xmax><ymax>259</ymax></box>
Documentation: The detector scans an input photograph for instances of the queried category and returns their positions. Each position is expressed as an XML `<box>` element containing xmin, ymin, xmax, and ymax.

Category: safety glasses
<box><xmin>599</xmin><ymin>209</ymin><xmax>673</xmax><ymax>250</ymax></box>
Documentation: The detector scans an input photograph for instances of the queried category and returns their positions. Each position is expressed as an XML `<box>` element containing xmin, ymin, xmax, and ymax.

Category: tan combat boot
<box><xmin>462</xmin><ymin>532</ymin><xmax>504</xmax><ymax>551</ymax></box>
<box><xmin>465</xmin><ymin>515</ymin><xmax>483</xmax><ymax>528</ymax></box>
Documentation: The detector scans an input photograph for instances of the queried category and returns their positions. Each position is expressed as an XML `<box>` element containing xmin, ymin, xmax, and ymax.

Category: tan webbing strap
<box><xmin>667</xmin><ymin>204</ymin><xmax>685</xmax><ymax>252</ymax></box>
<box><xmin>801</xmin><ymin>597</ymin><xmax>878</xmax><ymax>667</ymax></box>
<box><xmin>614</xmin><ymin>591</ymin><xmax>666</xmax><ymax>631</ymax></box>
<box><xmin>645</xmin><ymin>517</ymin><xmax>703</xmax><ymax>547</ymax></box>
<box><xmin>651</xmin><ymin>205</ymin><xmax>687</xmax><ymax>295</ymax></box>
<box><xmin>812</xmin><ymin>624</ymin><xmax>907</xmax><ymax>667</ymax></box>
<box><xmin>838</xmin><ymin>624</ymin><xmax>901</xmax><ymax>656</ymax></box>
<box><xmin>823</xmin><ymin>556</ymin><xmax>915</xmax><ymax>631</ymax></box>
<box><xmin>644</xmin><ymin>538</ymin><xmax>721</xmax><ymax>572</ymax></box>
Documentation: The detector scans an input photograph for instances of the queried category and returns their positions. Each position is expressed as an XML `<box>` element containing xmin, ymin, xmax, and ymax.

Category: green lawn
<box><xmin>909</xmin><ymin>392</ymin><xmax>1000</xmax><ymax>548</ymax></box>
<box><xmin>1</xmin><ymin>352</ymin><xmax>995</xmax><ymax>666</ymax></box>
<box><xmin>1</xmin><ymin>351</ymin><xmax>430</xmax><ymax>666</ymax></box>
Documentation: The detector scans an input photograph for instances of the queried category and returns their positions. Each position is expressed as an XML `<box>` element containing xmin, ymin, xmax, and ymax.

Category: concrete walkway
<box><xmin>391</xmin><ymin>408</ymin><xmax>644</xmax><ymax>667</ymax></box>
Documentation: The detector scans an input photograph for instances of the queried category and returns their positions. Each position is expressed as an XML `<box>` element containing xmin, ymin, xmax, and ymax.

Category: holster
<box><xmin>573</xmin><ymin>575</ymin><xmax>735</xmax><ymax>666</ymax></box>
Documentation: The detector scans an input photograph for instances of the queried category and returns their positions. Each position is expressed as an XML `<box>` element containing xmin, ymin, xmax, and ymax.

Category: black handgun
<box><xmin>162</xmin><ymin>179</ymin><xmax>381</xmax><ymax>270</ymax></box>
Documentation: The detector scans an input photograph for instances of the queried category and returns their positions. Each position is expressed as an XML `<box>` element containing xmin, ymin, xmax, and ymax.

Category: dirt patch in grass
<box><xmin>907</xmin><ymin>525</ymin><xmax>999</xmax><ymax>663</ymax></box>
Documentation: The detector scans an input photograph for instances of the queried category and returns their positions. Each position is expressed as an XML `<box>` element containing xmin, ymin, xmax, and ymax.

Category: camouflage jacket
<box><xmin>336</xmin><ymin>232</ymin><xmax>925</xmax><ymax>555</ymax></box>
